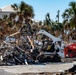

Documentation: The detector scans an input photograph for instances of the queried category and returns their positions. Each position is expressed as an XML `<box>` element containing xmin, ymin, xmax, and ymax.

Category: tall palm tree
<box><xmin>62</xmin><ymin>1</ymin><xmax>76</xmax><ymax>29</ymax></box>
<box><xmin>11</xmin><ymin>1</ymin><xmax>34</xmax><ymax>22</ymax></box>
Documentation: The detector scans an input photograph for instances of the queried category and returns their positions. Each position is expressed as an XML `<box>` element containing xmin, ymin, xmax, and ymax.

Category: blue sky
<box><xmin>0</xmin><ymin>0</ymin><xmax>76</xmax><ymax>22</ymax></box>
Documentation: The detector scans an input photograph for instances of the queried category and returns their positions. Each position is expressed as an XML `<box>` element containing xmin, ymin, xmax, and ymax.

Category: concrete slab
<box><xmin>0</xmin><ymin>62</ymin><xmax>74</xmax><ymax>74</ymax></box>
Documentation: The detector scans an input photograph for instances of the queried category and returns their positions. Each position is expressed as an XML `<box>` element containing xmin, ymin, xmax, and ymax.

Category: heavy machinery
<box><xmin>37</xmin><ymin>30</ymin><xmax>76</xmax><ymax>58</ymax></box>
<box><xmin>64</xmin><ymin>43</ymin><xmax>76</xmax><ymax>58</ymax></box>
<box><xmin>35</xmin><ymin>30</ymin><xmax>62</xmax><ymax>62</ymax></box>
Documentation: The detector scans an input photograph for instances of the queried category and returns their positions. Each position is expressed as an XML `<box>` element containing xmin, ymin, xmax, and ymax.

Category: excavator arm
<box><xmin>37</xmin><ymin>30</ymin><xmax>61</xmax><ymax>42</ymax></box>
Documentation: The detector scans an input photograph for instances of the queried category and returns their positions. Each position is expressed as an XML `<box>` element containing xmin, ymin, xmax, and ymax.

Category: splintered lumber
<box><xmin>3</xmin><ymin>41</ymin><xmax>8</xmax><ymax>44</ymax></box>
<box><xmin>27</xmin><ymin>36</ymin><xmax>34</xmax><ymax>49</ymax></box>
<box><xmin>9</xmin><ymin>32</ymin><xmax>20</xmax><ymax>37</ymax></box>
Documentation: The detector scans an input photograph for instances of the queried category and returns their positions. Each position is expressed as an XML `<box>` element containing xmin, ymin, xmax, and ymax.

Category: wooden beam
<box><xmin>27</xmin><ymin>36</ymin><xmax>34</xmax><ymax>49</ymax></box>
<box><xmin>9</xmin><ymin>32</ymin><xmax>20</xmax><ymax>37</ymax></box>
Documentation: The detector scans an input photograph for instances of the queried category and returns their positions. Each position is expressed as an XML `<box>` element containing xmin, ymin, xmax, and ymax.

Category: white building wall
<box><xmin>0</xmin><ymin>5</ymin><xmax>15</xmax><ymax>19</ymax></box>
<box><xmin>0</xmin><ymin>12</ymin><xmax>12</xmax><ymax>18</ymax></box>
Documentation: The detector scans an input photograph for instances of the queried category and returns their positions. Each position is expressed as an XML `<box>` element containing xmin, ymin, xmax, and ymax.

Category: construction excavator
<box><xmin>37</xmin><ymin>30</ymin><xmax>76</xmax><ymax>58</ymax></box>
<box><xmin>35</xmin><ymin>30</ymin><xmax>63</xmax><ymax>62</ymax></box>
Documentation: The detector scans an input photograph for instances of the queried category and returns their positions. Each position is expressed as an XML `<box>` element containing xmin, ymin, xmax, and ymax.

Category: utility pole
<box><xmin>56</xmin><ymin>10</ymin><xmax>60</xmax><ymax>23</ymax></box>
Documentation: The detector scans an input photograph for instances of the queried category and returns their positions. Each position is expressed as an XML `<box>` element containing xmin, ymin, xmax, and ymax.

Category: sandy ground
<box><xmin>0</xmin><ymin>61</ymin><xmax>75</xmax><ymax>75</ymax></box>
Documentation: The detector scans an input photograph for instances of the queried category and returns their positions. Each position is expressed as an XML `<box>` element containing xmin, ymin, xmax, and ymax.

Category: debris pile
<box><xmin>0</xmin><ymin>24</ymin><xmax>62</xmax><ymax>66</ymax></box>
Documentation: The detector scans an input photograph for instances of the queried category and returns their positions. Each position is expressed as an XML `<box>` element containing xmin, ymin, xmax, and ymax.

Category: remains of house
<box><xmin>0</xmin><ymin>29</ymin><xmax>61</xmax><ymax>65</ymax></box>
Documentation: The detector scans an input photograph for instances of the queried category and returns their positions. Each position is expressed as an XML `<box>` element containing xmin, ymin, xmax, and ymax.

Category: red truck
<box><xmin>64</xmin><ymin>43</ymin><xmax>76</xmax><ymax>58</ymax></box>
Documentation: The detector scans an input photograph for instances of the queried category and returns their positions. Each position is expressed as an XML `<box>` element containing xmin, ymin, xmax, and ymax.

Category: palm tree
<box><xmin>43</xmin><ymin>13</ymin><xmax>63</xmax><ymax>36</ymax></box>
<box><xmin>24</xmin><ymin>5</ymin><xmax>34</xmax><ymax>18</ymax></box>
<box><xmin>43</xmin><ymin>13</ymin><xmax>53</xmax><ymax>26</ymax></box>
<box><xmin>62</xmin><ymin>1</ymin><xmax>76</xmax><ymax>29</ymax></box>
<box><xmin>11</xmin><ymin>1</ymin><xmax>34</xmax><ymax>22</ymax></box>
<box><xmin>43</xmin><ymin>13</ymin><xmax>53</xmax><ymax>33</ymax></box>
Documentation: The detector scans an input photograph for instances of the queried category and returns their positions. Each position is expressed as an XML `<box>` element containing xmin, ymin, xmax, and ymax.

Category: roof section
<box><xmin>0</xmin><ymin>5</ymin><xmax>15</xmax><ymax>12</ymax></box>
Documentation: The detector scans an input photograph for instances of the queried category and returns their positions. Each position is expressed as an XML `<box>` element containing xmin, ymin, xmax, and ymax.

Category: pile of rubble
<box><xmin>0</xmin><ymin>24</ymin><xmax>62</xmax><ymax>66</ymax></box>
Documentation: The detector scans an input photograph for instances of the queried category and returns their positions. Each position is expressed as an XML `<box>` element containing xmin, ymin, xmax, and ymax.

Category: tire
<box><xmin>37</xmin><ymin>54</ymin><xmax>45</xmax><ymax>62</ymax></box>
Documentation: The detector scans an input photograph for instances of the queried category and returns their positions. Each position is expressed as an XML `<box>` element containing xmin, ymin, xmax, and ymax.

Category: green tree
<box><xmin>43</xmin><ymin>13</ymin><xmax>54</xmax><ymax>26</ymax></box>
<box><xmin>11</xmin><ymin>1</ymin><xmax>34</xmax><ymax>22</ymax></box>
<box><xmin>43</xmin><ymin>13</ymin><xmax>63</xmax><ymax>36</ymax></box>
<box><xmin>62</xmin><ymin>1</ymin><xmax>76</xmax><ymax>29</ymax></box>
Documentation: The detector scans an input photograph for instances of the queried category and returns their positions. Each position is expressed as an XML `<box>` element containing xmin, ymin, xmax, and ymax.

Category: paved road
<box><xmin>0</xmin><ymin>69</ymin><xmax>14</xmax><ymax>75</ymax></box>
<box><xmin>0</xmin><ymin>61</ymin><xmax>75</xmax><ymax>75</ymax></box>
